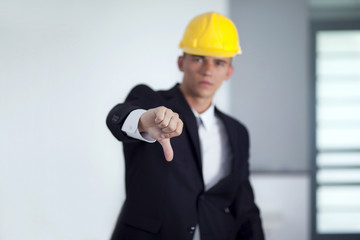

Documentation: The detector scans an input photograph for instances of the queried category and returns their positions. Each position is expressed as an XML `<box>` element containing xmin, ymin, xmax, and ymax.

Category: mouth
<box><xmin>199</xmin><ymin>80</ymin><xmax>213</xmax><ymax>87</ymax></box>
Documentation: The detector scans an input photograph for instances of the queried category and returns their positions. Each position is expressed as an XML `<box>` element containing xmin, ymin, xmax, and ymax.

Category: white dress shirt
<box><xmin>122</xmin><ymin>105</ymin><xmax>232</xmax><ymax>240</ymax></box>
<box><xmin>121</xmin><ymin>109</ymin><xmax>156</xmax><ymax>143</ymax></box>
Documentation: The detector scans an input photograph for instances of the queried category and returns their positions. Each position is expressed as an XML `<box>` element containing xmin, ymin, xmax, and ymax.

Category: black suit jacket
<box><xmin>106</xmin><ymin>84</ymin><xmax>264</xmax><ymax>240</ymax></box>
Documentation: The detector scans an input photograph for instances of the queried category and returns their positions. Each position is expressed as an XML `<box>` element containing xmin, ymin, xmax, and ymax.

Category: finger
<box><xmin>154</xmin><ymin>107</ymin><xmax>166</xmax><ymax>124</ymax></box>
<box><xmin>158</xmin><ymin>109</ymin><xmax>174</xmax><ymax>128</ymax></box>
<box><xmin>176</xmin><ymin>119</ymin><xmax>183</xmax><ymax>135</ymax></box>
<box><xmin>162</xmin><ymin>114</ymin><xmax>179</xmax><ymax>133</ymax></box>
<box><xmin>158</xmin><ymin>138</ymin><xmax>174</xmax><ymax>162</ymax></box>
<box><xmin>163</xmin><ymin>120</ymin><xmax>183</xmax><ymax>138</ymax></box>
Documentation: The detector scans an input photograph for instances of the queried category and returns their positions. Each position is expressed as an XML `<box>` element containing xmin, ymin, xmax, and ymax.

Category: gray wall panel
<box><xmin>230</xmin><ymin>0</ymin><xmax>310</xmax><ymax>171</ymax></box>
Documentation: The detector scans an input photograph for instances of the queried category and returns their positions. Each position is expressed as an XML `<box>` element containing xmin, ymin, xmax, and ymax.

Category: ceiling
<box><xmin>309</xmin><ymin>0</ymin><xmax>360</xmax><ymax>9</ymax></box>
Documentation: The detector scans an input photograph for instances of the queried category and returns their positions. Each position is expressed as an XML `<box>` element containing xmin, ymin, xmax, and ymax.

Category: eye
<box><xmin>215</xmin><ymin>60</ymin><xmax>226</xmax><ymax>66</ymax></box>
<box><xmin>192</xmin><ymin>57</ymin><xmax>203</xmax><ymax>63</ymax></box>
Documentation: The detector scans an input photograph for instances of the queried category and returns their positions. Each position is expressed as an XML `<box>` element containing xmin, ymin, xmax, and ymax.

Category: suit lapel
<box><xmin>164</xmin><ymin>85</ymin><xmax>203</xmax><ymax>173</ymax></box>
<box><xmin>215</xmin><ymin>108</ymin><xmax>238</xmax><ymax>175</ymax></box>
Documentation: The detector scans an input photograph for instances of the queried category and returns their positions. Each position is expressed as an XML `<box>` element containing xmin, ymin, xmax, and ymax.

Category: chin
<box><xmin>197</xmin><ymin>92</ymin><xmax>214</xmax><ymax>99</ymax></box>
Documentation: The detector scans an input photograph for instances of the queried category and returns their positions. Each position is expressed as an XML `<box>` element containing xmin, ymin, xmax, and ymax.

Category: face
<box><xmin>178</xmin><ymin>54</ymin><xmax>234</xmax><ymax>101</ymax></box>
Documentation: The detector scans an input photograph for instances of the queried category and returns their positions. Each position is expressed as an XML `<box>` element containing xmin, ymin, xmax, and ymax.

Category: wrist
<box><xmin>138</xmin><ymin>115</ymin><xmax>145</xmax><ymax>132</ymax></box>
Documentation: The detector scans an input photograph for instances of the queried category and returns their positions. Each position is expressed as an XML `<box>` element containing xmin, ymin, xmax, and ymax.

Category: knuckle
<box><xmin>157</xmin><ymin>106</ymin><xmax>166</xmax><ymax>113</ymax></box>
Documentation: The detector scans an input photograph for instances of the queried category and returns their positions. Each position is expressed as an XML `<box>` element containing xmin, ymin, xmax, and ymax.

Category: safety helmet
<box><xmin>179</xmin><ymin>12</ymin><xmax>241</xmax><ymax>57</ymax></box>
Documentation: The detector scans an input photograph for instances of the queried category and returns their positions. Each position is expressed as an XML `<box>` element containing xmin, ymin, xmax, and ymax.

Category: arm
<box><xmin>106</xmin><ymin>102</ymin><xmax>142</xmax><ymax>142</ymax></box>
<box><xmin>106</xmin><ymin>85</ymin><xmax>183</xmax><ymax>161</ymax></box>
<box><xmin>121</xmin><ymin>109</ymin><xmax>156</xmax><ymax>142</ymax></box>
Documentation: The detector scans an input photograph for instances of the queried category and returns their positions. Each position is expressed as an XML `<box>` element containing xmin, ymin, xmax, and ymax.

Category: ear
<box><xmin>224</xmin><ymin>65</ymin><xmax>234</xmax><ymax>81</ymax></box>
<box><xmin>177</xmin><ymin>56</ymin><xmax>184</xmax><ymax>72</ymax></box>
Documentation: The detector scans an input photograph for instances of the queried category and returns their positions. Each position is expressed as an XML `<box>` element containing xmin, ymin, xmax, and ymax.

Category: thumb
<box><xmin>158</xmin><ymin>138</ymin><xmax>174</xmax><ymax>162</ymax></box>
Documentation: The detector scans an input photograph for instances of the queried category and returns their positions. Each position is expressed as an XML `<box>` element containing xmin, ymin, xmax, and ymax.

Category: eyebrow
<box><xmin>190</xmin><ymin>55</ymin><xmax>204</xmax><ymax>59</ymax></box>
<box><xmin>215</xmin><ymin>59</ymin><xmax>228</xmax><ymax>64</ymax></box>
<box><xmin>188</xmin><ymin>54</ymin><xmax>232</xmax><ymax>65</ymax></box>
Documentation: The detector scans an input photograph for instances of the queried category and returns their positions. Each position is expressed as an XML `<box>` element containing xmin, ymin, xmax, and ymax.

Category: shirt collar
<box><xmin>191</xmin><ymin>104</ymin><xmax>217</xmax><ymax>130</ymax></box>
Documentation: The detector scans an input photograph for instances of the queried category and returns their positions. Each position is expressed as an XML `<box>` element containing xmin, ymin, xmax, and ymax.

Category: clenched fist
<box><xmin>138</xmin><ymin>106</ymin><xmax>183</xmax><ymax>162</ymax></box>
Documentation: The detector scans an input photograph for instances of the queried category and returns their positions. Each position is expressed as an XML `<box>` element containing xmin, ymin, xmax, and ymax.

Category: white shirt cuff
<box><xmin>121</xmin><ymin>109</ymin><xmax>156</xmax><ymax>143</ymax></box>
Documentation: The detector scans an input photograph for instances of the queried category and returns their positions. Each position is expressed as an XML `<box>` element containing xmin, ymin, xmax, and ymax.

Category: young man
<box><xmin>107</xmin><ymin>12</ymin><xmax>264</xmax><ymax>240</ymax></box>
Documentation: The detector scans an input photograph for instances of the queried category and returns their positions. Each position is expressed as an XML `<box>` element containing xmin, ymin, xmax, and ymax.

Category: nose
<box><xmin>202</xmin><ymin>61</ymin><xmax>213</xmax><ymax>76</ymax></box>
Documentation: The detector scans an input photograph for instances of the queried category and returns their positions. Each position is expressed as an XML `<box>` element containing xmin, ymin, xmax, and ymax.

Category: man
<box><xmin>107</xmin><ymin>12</ymin><xmax>264</xmax><ymax>240</ymax></box>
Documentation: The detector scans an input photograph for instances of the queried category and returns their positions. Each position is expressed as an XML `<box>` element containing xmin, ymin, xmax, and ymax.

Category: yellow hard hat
<box><xmin>179</xmin><ymin>12</ymin><xmax>241</xmax><ymax>57</ymax></box>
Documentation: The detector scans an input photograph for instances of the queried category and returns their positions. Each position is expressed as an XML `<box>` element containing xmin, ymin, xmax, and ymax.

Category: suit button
<box><xmin>187</xmin><ymin>226</ymin><xmax>196</xmax><ymax>234</ymax></box>
<box><xmin>199</xmin><ymin>194</ymin><xmax>205</xmax><ymax>200</ymax></box>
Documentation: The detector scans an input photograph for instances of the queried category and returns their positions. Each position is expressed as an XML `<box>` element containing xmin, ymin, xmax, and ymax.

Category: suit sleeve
<box><xmin>106</xmin><ymin>84</ymin><xmax>161</xmax><ymax>142</ymax></box>
<box><xmin>231</xmin><ymin>125</ymin><xmax>265</xmax><ymax>240</ymax></box>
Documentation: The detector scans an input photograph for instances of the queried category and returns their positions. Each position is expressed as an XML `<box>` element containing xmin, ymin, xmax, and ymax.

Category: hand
<box><xmin>138</xmin><ymin>106</ymin><xmax>183</xmax><ymax>162</ymax></box>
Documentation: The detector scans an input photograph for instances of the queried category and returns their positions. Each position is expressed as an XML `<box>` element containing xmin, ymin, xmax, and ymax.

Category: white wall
<box><xmin>251</xmin><ymin>174</ymin><xmax>310</xmax><ymax>240</ymax></box>
<box><xmin>0</xmin><ymin>1</ymin><xmax>229</xmax><ymax>239</ymax></box>
<box><xmin>0</xmin><ymin>1</ymin><xmax>314</xmax><ymax>239</ymax></box>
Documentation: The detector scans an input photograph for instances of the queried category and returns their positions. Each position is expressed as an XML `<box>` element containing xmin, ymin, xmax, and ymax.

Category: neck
<box><xmin>179</xmin><ymin>87</ymin><xmax>213</xmax><ymax>114</ymax></box>
<box><xmin>186</xmin><ymin>97</ymin><xmax>212</xmax><ymax>114</ymax></box>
